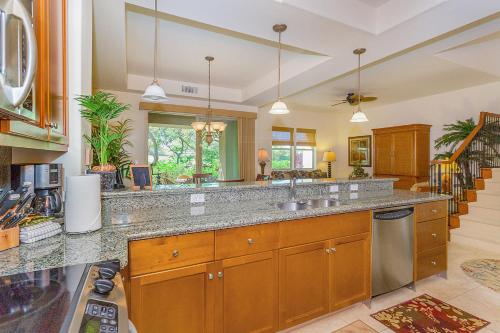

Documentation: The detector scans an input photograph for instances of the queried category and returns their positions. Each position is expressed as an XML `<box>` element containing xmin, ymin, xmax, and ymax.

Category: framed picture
<box><xmin>130</xmin><ymin>165</ymin><xmax>153</xmax><ymax>190</ymax></box>
<box><xmin>348</xmin><ymin>135</ymin><xmax>372</xmax><ymax>167</ymax></box>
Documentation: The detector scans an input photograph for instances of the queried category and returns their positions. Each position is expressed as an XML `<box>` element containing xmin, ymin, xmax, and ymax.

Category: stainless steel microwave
<box><xmin>0</xmin><ymin>0</ymin><xmax>38</xmax><ymax>122</ymax></box>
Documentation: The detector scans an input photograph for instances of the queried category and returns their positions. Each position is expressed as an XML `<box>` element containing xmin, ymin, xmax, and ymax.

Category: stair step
<box><xmin>460</xmin><ymin>211</ymin><xmax>500</xmax><ymax>227</ymax></box>
<box><xmin>452</xmin><ymin>217</ymin><xmax>500</xmax><ymax>245</ymax></box>
<box><xmin>475</xmin><ymin>192</ymin><xmax>500</xmax><ymax>207</ymax></box>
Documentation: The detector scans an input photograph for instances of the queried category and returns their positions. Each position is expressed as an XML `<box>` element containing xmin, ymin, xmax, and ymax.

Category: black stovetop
<box><xmin>0</xmin><ymin>263</ymin><xmax>88</xmax><ymax>333</ymax></box>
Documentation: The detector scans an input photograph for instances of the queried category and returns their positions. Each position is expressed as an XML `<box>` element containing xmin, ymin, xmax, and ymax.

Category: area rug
<box><xmin>461</xmin><ymin>259</ymin><xmax>500</xmax><ymax>292</ymax></box>
<box><xmin>332</xmin><ymin>320</ymin><xmax>377</xmax><ymax>333</ymax></box>
<box><xmin>370</xmin><ymin>294</ymin><xmax>489</xmax><ymax>333</ymax></box>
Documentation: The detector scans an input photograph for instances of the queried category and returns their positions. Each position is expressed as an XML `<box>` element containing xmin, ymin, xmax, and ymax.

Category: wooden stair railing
<box><xmin>430</xmin><ymin>112</ymin><xmax>500</xmax><ymax>228</ymax></box>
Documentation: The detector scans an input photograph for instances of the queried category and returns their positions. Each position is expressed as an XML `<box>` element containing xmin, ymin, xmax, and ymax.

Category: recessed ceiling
<box><xmin>357</xmin><ymin>0</ymin><xmax>391</xmax><ymax>8</ymax></box>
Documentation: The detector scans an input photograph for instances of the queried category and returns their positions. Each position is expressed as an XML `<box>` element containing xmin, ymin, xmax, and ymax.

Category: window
<box><xmin>271</xmin><ymin>127</ymin><xmax>316</xmax><ymax>170</ymax></box>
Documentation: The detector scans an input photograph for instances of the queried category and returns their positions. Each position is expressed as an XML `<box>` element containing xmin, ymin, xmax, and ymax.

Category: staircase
<box><xmin>430</xmin><ymin>112</ymin><xmax>500</xmax><ymax>248</ymax></box>
<box><xmin>452</xmin><ymin>168</ymin><xmax>500</xmax><ymax>251</ymax></box>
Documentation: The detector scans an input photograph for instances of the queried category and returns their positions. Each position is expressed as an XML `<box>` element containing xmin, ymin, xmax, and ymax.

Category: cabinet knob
<box><xmin>431</xmin><ymin>209</ymin><xmax>438</xmax><ymax>213</ymax></box>
<box><xmin>208</xmin><ymin>273</ymin><xmax>214</xmax><ymax>280</ymax></box>
<box><xmin>217</xmin><ymin>271</ymin><xmax>224</xmax><ymax>278</ymax></box>
<box><xmin>247</xmin><ymin>238</ymin><xmax>254</xmax><ymax>245</ymax></box>
<box><xmin>331</xmin><ymin>248</ymin><xmax>336</xmax><ymax>253</ymax></box>
<box><xmin>431</xmin><ymin>233</ymin><xmax>437</xmax><ymax>238</ymax></box>
<box><xmin>172</xmin><ymin>249</ymin><xmax>179</xmax><ymax>257</ymax></box>
<box><xmin>431</xmin><ymin>260</ymin><xmax>437</xmax><ymax>266</ymax></box>
<box><xmin>326</xmin><ymin>248</ymin><xmax>331</xmax><ymax>254</ymax></box>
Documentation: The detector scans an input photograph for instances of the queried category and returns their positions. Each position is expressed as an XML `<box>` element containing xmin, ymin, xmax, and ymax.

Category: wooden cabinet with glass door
<box><xmin>0</xmin><ymin>0</ymin><xmax>68</xmax><ymax>148</ymax></box>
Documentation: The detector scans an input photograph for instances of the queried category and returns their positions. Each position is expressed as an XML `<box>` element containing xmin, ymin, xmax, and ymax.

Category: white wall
<box><xmin>330</xmin><ymin>81</ymin><xmax>500</xmax><ymax>178</ymax></box>
<box><xmin>255</xmin><ymin>104</ymin><xmax>337</xmax><ymax>175</ymax></box>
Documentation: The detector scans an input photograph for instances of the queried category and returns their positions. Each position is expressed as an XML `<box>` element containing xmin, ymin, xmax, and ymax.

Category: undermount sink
<box><xmin>306</xmin><ymin>198</ymin><xmax>341</xmax><ymax>208</ymax></box>
<box><xmin>276</xmin><ymin>201</ymin><xmax>308</xmax><ymax>211</ymax></box>
<box><xmin>275</xmin><ymin>198</ymin><xmax>341</xmax><ymax>211</ymax></box>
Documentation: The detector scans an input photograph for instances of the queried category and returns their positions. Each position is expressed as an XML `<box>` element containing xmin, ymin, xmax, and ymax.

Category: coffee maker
<box><xmin>11</xmin><ymin>164</ymin><xmax>63</xmax><ymax>217</ymax></box>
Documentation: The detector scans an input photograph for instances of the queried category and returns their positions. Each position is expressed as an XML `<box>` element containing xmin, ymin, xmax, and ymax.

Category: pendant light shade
<box><xmin>269</xmin><ymin>100</ymin><xmax>289</xmax><ymax>114</ymax></box>
<box><xmin>269</xmin><ymin>24</ymin><xmax>289</xmax><ymax>115</ymax></box>
<box><xmin>350</xmin><ymin>110</ymin><xmax>369</xmax><ymax>123</ymax></box>
<box><xmin>350</xmin><ymin>48</ymin><xmax>368</xmax><ymax>123</ymax></box>
<box><xmin>142</xmin><ymin>0</ymin><xmax>168</xmax><ymax>102</ymax></box>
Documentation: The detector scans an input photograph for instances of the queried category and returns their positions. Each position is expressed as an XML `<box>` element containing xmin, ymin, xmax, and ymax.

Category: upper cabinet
<box><xmin>0</xmin><ymin>0</ymin><xmax>68</xmax><ymax>149</ymax></box>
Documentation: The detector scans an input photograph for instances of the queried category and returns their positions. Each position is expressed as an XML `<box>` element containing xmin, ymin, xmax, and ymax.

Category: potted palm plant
<box><xmin>76</xmin><ymin>91</ymin><xmax>132</xmax><ymax>191</ymax></box>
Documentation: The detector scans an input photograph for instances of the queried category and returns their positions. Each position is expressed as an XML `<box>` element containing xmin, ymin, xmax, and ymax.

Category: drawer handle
<box><xmin>431</xmin><ymin>209</ymin><xmax>438</xmax><ymax>213</ymax></box>
<box><xmin>172</xmin><ymin>249</ymin><xmax>180</xmax><ymax>257</ymax></box>
<box><xmin>247</xmin><ymin>238</ymin><xmax>254</xmax><ymax>245</ymax></box>
<box><xmin>208</xmin><ymin>273</ymin><xmax>214</xmax><ymax>280</ymax></box>
<box><xmin>326</xmin><ymin>248</ymin><xmax>331</xmax><ymax>254</ymax></box>
<box><xmin>431</xmin><ymin>233</ymin><xmax>437</xmax><ymax>238</ymax></box>
<box><xmin>217</xmin><ymin>271</ymin><xmax>224</xmax><ymax>278</ymax></box>
<box><xmin>431</xmin><ymin>260</ymin><xmax>437</xmax><ymax>266</ymax></box>
<box><xmin>331</xmin><ymin>247</ymin><xmax>336</xmax><ymax>253</ymax></box>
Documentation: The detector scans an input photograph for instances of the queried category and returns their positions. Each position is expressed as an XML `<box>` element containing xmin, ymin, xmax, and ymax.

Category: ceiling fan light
<box><xmin>269</xmin><ymin>100</ymin><xmax>290</xmax><ymax>114</ymax></box>
<box><xmin>142</xmin><ymin>81</ymin><xmax>168</xmax><ymax>102</ymax></box>
<box><xmin>191</xmin><ymin>121</ymin><xmax>206</xmax><ymax>131</ymax></box>
<box><xmin>350</xmin><ymin>110</ymin><xmax>369</xmax><ymax>123</ymax></box>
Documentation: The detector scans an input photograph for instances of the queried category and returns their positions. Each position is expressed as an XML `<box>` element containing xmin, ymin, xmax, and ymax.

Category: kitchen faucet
<box><xmin>289</xmin><ymin>177</ymin><xmax>297</xmax><ymax>201</ymax></box>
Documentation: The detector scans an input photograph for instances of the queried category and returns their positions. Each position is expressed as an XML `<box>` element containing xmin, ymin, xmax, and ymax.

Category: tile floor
<box><xmin>281</xmin><ymin>240</ymin><xmax>500</xmax><ymax>333</ymax></box>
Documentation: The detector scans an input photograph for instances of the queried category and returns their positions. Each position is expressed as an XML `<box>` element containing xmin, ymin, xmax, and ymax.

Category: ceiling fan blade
<box><xmin>331</xmin><ymin>101</ymin><xmax>347</xmax><ymax>107</ymax></box>
<box><xmin>361</xmin><ymin>96</ymin><xmax>378</xmax><ymax>102</ymax></box>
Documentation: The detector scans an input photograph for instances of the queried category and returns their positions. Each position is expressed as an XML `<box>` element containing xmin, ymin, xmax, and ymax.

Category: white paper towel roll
<box><xmin>64</xmin><ymin>174</ymin><xmax>102</xmax><ymax>233</ymax></box>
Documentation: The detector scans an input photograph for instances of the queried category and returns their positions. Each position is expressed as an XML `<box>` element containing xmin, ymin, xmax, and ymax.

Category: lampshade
<box><xmin>191</xmin><ymin>121</ymin><xmax>206</xmax><ymax>131</ymax></box>
<box><xmin>322</xmin><ymin>151</ymin><xmax>336</xmax><ymax>162</ymax></box>
<box><xmin>269</xmin><ymin>100</ymin><xmax>290</xmax><ymax>115</ymax></box>
<box><xmin>350</xmin><ymin>110</ymin><xmax>369</xmax><ymax>123</ymax></box>
<box><xmin>211</xmin><ymin>122</ymin><xmax>226</xmax><ymax>132</ymax></box>
<box><xmin>142</xmin><ymin>81</ymin><xmax>168</xmax><ymax>102</ymax></box>
<box><xmin>258</xmin><ymin>148</ymin><xmax>270</xmax><ymax>162</ymax></box>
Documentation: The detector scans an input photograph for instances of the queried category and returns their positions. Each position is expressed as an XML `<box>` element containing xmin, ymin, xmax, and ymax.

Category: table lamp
<box><xmin>258</xmin><ymin>148</ymin><xmax>270</xmax><ymax>175</ymax></box>
<box><xmin>323</xmin><ymin>151</ymin><xmax>336</xmax><ymax>178</ymax></box>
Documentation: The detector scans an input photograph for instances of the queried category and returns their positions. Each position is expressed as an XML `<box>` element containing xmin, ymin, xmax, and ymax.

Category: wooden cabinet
<box><xmin>278</xmin><ymin>241</ymin><xmax>330</xmax><ymax>329</ymax></box>
<box><xmin>373</xmin><ymin>124</ymin><xmax>431</xmax><ymax>189</ymax></box>
<box><xmin>414</xmin><ymin>201</ymin><xmax>448</xmax><ymax>281</ymax></box>
<box><xmin>130</xmin><ymin>262</ymin><xmax>216</xmax><ymax>333</ymax></box>
<box><xmin>0</xmin><ymin>0</ymin><xmax>68</xmax><ymax>149</ymax></box>
<box><xmin>215</xmin><ymin>251</ymin><xmax>278</xmax><ymax>333</ymax></box>
<box><xmin>330</xmin><ymin>233</ymin><xmax>371</xmax><ymax>311</ymax></box>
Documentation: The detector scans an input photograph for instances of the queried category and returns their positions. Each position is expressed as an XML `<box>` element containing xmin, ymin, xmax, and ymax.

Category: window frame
<box><xmin>271</xmin><ymin>127</ymin><xmax>317</xmax><ymax>171</ymax></box>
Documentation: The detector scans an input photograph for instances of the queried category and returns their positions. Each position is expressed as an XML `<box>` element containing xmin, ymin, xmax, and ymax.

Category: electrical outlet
<box><xmin>329</xmin><ymin>185</ymin><xmax>339</xmax><ymax>193</ymax></box>
<box><xmin>190</xmin><ymin>193</ymin><xmax>205</xmax><ymax>204</ymax></box>
<box><xmin>350</xmin><ymin>192</ymin><xmax>359</xmax><ymax>200</ymax></box>
<box><xmin>330</xmin><ymin>193</ymin><xmax>339</xmax><ymax>200</ymax></box>
<box><xmin>190</xmin><ymin>205</ymin><xmax>205</xmax><ymax>216</ymax></box>
<box><xmin>349</xmin><ymin>184</ymin><xmax>359</xmax><ymax>192</ymax></box>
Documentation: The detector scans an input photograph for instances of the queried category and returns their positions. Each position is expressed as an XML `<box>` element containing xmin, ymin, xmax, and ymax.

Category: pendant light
<box><xmin>350</xmin><ymin>48</ymin><xmax>369</xmax><ymax>123</ymax></box>
<box><xmin>142</xmin><ymin>0</ymin><xmax>168</xmax><ymax>102</ymax></box>
<box><xmin>191</xmin><ymin>56</ymin><xmax>226</xmax><ymax>145</ymax></box>
<box><xmin>269</xmin><ymin>24</ymin><xmax>290</xmax><ymax>115</ymax></box>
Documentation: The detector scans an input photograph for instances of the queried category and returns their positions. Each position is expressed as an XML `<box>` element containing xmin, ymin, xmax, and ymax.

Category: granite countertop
<box><xmin>101</xmin><ymin>177</ymin><xmax>399</xmax><ymax>197</ymax></box>
<box><xmin>0</xmin><ymin>190</ymin><xmax>450</xmax><ymax>276</ymax></box>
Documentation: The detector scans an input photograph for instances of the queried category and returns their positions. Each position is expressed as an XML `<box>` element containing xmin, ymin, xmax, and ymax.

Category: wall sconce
<box><xmin>258</xmin><ymin>148</ymin><xmax>270</xmax><ymax>175</ymax></box>
<box><xmin>322</xmin><ymin>151</ymin><xmax>336</xmax><ymax>178</ymax></box>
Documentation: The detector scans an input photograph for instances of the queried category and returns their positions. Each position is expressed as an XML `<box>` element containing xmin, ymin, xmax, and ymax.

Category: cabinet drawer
<box><xmin>416</xmin><ymin>218</ymin><xmax>447</xmax><ymax>253</ymax></box>
<box><xmin>417</xmin><ymin>245</ymin><xmax>446</xmax><ymax>280</ymax></box>
<box><xmin>279</xmin><ymin>211</ymin><xmax>370</xmax><ymax>248</ymax></box>
<box><xmin>129</xmin><ymin>232</ymin><xmax>214</xmax><ymax>276</ymax></box>
<box><xmin>415</xmin><ymin>201</ymin><xmax>447</xmax><ymax>223</ymax></box>
<box><xmin>215</xmin><ymin>223</ymin><xmax>279</xmax><ymax>260</ymax></box>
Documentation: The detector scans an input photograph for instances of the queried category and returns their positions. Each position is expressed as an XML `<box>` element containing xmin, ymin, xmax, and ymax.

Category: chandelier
<box><xmin>191</xmin><ymin>56</ymin><xmax>226</xmax><ymax>145</ymax></box>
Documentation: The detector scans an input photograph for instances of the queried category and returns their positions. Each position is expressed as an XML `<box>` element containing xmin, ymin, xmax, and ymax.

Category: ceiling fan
<box><xmin>331</xmin><ymin>93</ymin><xmax>378</xmax><ymax>108</ymax></box>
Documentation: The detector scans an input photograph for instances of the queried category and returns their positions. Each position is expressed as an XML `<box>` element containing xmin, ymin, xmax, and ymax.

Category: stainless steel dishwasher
<box><xmin>372</xmin><ymin>206</ymin><xmax>414</xmax><ymax>297</ymax></box>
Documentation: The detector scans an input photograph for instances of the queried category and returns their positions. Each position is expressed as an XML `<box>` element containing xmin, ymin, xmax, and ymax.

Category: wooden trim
<box><xmin>140</xmin><ymin>102</ymin><xmax>257</xmax><ymax>119</ymax></box>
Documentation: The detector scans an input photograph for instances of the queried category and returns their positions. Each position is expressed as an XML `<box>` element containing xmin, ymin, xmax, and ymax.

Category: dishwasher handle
<box><xmin>374</xmin><ymin>208</ymin><xmax>414</xmax><ymax>221</ymax></box>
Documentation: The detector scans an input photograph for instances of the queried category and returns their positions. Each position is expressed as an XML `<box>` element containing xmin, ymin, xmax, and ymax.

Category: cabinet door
<box><xmin>330</xmin><ymin>233</ymin><xmax>371</xmax><ymax>310</ymax></box>
<box><xmin>278</xmin><ymin>241</ymin><xmax>330</xmax><ymax>330</ymax></box>
<box><xmin>392</xmin><ymin>131</ymin><xmax>415</xmax><ymax>176</ymax></box>
<box><xmin>130</xmin><ymin>263</ymin><xmax>216</xmax><ymax>333</ymax></box>
<box><xmin>374</xmin><ymin>133</ymin><xmax>394</xmax><ymax>175</ymax></box>
<box><xmin>215</xmin><ymin>251</ymin><xmax>278</xmax><ymax>333</ymax></box>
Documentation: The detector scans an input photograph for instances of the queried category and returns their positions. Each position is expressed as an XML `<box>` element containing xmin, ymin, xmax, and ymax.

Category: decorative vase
<box><xmin>90</xmin><ymin>165</ymin><xmax>116</xmax><ymax>191</ymax></box>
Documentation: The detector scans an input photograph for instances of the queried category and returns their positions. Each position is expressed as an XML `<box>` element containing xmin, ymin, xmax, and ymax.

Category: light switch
<box><xmin>190</xmin><ymin>205</ymin><xmax>205</xmax><ymax>216</ymax></box>
<box><xmin>190</xmin><ymin>193</ymin><xmax>205</xmax><ymax>204</ymax></box>
<box><xmin>350</xmin><ymin>192</ymin><xmax>359</xmax><ymax>200</ymax></box>
<box><xmin>329</xmin><ymin>185</ymin><xmax>339</xmax><ymax>193</ymax></box>
<box><xmin>349</xmin><ymin>184</ymin><xmax>359</xmax><ymax>192</ymax></box>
